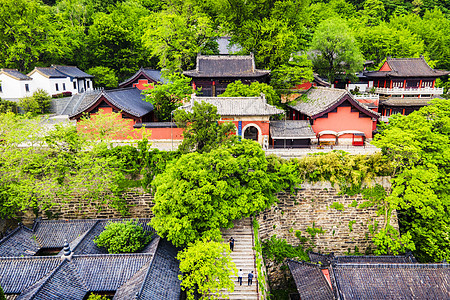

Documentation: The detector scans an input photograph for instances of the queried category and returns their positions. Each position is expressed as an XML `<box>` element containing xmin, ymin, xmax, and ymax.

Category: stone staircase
<box><xmin>220</xmin><ymin>218</ymin><xmax>259</xmax><ymax>300</ymax></box>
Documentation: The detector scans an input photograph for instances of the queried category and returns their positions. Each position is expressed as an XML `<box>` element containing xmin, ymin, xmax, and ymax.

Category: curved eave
<box><xmin>311</xmin><ymin>94</ymin><xmax>379</xmax><ymax>120</ymax></box>
<box><xmin>119</xmin><ymin>69</ymin><xmax>159</xmax><ymax>88</ymax></box>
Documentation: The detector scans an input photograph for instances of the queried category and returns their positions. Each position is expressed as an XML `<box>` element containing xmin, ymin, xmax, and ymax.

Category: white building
<box><xmin>28</xmin><ymin>65</ymin><xmax>94</xmax><ymax>96</ymax></box>
<box><xmin>0</xmin><ymin>69</ymin><xmax>33</xmax><ymax>99</ymax></box>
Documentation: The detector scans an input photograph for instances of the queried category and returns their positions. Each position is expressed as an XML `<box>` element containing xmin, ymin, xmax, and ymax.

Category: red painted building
<box><xmin>288</xmin><ymin>87</ymin><xmax>379</xmax><ymax>145</ymax></box>
<box><xmin>183</xmin><ymin>54</ymin><xmax>270</xmax><ymax>97</ymax></box>
<box><xmin>179</xmin><ymin>94</ymin><xmax>283</xmax><ymax>147</ymax></box>
<box><xmin>118</xmin><ymin>68</ymin><xmax>163</xmax><ymax>90</ymax></box>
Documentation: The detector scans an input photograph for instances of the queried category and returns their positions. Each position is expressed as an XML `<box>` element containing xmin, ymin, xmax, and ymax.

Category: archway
<box><xmin>244</xmin><ymin>126</ymin><xmax>259</xmax><ymax>141</ymax></box>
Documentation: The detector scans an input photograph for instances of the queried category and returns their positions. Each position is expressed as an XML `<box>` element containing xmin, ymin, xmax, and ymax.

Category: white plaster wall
<box><xmin>29</xmin><ymin>72</ymin><xmax>52</xmax><ymax>95</ymax></box>
<box><xmin>0</xmin><ymin>74</ymin><xmax>32</xmax><ymax>99</ymax></box>
<box><xmin>30</xmin><ymin>73</ymin><xmax>72</xmax><ymax>96</ymax></box>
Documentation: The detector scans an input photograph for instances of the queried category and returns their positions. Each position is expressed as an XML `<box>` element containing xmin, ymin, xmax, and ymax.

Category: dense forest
<box><xmin>1</xmin><ymin>0</ymin><xmax>450</xmax><ymax>86</ymax></box>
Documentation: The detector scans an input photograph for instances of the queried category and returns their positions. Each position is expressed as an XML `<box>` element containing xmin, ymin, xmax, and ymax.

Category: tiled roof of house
<box><xmin>0</xmin><ymin>69</ymin><xmax>31</xmax><ymax>80</ymax></box>
<box><xmin>32</xmin><ymin>67</ymin><xmax>68</xmax><ymax>78</ymax></box>
<box><xmin>308</xmin><ymin>252</ymin><xmax>417</xmax><ymax>265</ymax></box>
<box><xmin>270</xmin><ymin>120</ymin><xmax>316</xmax><ymax>139</ymax></box>
<box><xmin>183</xmin><ymin>54</ymin><xmax>270</xmax><ymax>78</ymax></box>
<box><xmin>0</xmin><ymin>226</ymin><xmax>40</xmax><ymax>257</ymax></box>
<box><xmin>364</xmin><ymin>57</ymin><xmax>449</xmax><ymax>78</ymax></box>
<box><xmin>52</xmin><ymin>65</ymin><xmax>94</xmax><ymax>78</ymax></box>
<box><xmin>70</xmin><ymin>88</ymin><xmax>154</xmax><ymax>119</ymax></box>
<box><xmin>287</xmin><ymin>260</ymin><xmax>334</xmax><ymax>300</ymax></box>
<box><xmin>288</xmin><ymin>87</ymin><xmax>379</xmax><ymax>119</ymax></box>
<box><xmin>119</xmin><ymin>68</ymin><xmax>163</xmax><ymax>88</ymax></box>
<box><xmin>381</xmin><ymin>98</ymin><xmax>433</xmax><ymax>107</ymax></box>
<box><xmin>180</xmin><ymin>94</ymin><xmax>284</xmax><ymax>116</ymax></box>
<box><xmin>333</xmin><ymin>263</ymin><xmax>450</xmax><ymax>299</ymax></box>
<box><xmin>0</xmin><ymin>218</ymin><xmax>181</xmax><ymax>299</ymax></box>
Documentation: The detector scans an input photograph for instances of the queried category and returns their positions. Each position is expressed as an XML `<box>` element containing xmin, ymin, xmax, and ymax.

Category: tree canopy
<box><xmin>150</xmin><ymin>140</ymin><xmax>289</xmax><ymax>247</ymax></box>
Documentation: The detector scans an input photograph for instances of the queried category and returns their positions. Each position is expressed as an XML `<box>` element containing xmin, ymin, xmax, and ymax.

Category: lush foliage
<box><xmin>0</xmin><ymin>98</ymin><xmax>18</xmax><ymax>114</ymax></box>
<box><xmin>87</xmin><ymin>66</ymin><xmax>118</xmax><ymax>88</ymax></box>
<box><xmin>262</xmin><ymin>235</ymin><xmax>309</xmax><ymax>264</ymax></box>
<box><xmin>309</xmin><ymin>18</ymin><xmax>364</xmax><ymax>82</ymax></box>
<box><xmin>173</xmin><ymin>101</ymin><xmax>236</xmax><ymax>153</ymax></box>
<box><xmin>0</xmin><ymin>284</ymin><xmax>5</xmax><ymax>300</ymax></box>
<box><xmin>86</xmin><ymin>294</ymin><xmax>109</xmax><ymax>300</ymax></box>
<box><xmin>19</xmin><ymin>89</ymin><xmax>51</xmax><ymax>115</ymax></box>
<box><xmin>219</xmin><ymin>80</ymin><xmax>282</xmax><ymax>109</ymax></box>
<box><xmin>151</xmin><ymin>140</ymin><xmax>294</xmax><ymax>247</ymax></box>
<box><xmin>270</xmin><ymin>54</ymin><xmax>314</xmax><ymax>91</ymax></box>
<box><xmin>177</xmin><ymin>239</ymin><xmax>236</xmax><ymax>300</ymax></box>
<box><xmin>143</xmin><ymin>72</ymin><xmax>193</xmax><ymax>121</ymax></box>
<box><xmin>94</xmin><ymin>220</ymin><xmax>152</xmax><ymax>253</ymax></box>
<box><xmin>373</xmin><ymin>99</ymin><xmax>450</xmax><ymax>262</ymax></box>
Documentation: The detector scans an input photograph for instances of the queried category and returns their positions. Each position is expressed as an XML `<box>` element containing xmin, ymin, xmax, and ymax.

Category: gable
<box><xmin>379</xmin><ymin>61</ymin><xmax>392</xmax><ymax>71</ymax></box>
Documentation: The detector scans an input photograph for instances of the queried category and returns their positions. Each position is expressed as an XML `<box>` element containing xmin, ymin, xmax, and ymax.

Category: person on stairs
<box><xmin>228</xmin><ymin>237</ymin><xmax>235</xmax><ymax>251</ymax></box>
<box><xmin>237</xmin><ymin>269</ymin><xmax>243</xmax><ymax>286</ymax></box>
<box><xmin>248</xmin><ymin>271</ymin><xmax>254</xmax><ymax>286</ymax></box>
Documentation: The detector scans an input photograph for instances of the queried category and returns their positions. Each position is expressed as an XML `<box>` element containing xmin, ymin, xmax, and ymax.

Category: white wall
<box><xmin>0</xmin><ymin>74</ymin><xmax>32</xmax><ymax>99</ymax></box>
<box><xmin>29</xmin><ymin>72</ymin><xmax>73</xmax><ymax>96</ymax></box>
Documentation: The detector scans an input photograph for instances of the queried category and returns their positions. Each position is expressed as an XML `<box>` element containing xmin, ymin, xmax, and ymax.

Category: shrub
<box><xmin>262</xmin><ymin>235</ymin><xmax>308</xmax><ymax>264</ymax></box>
<box><xmin>87</xmin><ymin>294</ymin><xmax>109</xmax><ymax>300</ymax></box>
<box><xmin>0</xmin><ymin>98</ymin><xmax>17</xmax><ymax>113</ymax></box>
<box><xmin>19</xmin><ymin>89</ymin><xmax>51</xmax><ymax>114</ymax></box>
<box><xmin>94</xmin><ymin>220</ymin><xmax>152</xmax><ymax>254</ymax></box>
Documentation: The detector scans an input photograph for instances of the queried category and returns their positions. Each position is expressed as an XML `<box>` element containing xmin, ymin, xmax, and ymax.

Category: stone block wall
<box><xmin>256</xmin><ymin>182</ymin><xmax>397</xmax><ymax>255</ymax></box>
<box><xmin>20</xmin><ymin>191</ymin><xmax>155</xmax><ymax>227</ymax></box>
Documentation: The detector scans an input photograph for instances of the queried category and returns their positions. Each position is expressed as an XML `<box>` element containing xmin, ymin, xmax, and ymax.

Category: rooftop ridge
<box><xmin>333</xmin><ymin>262</ymin><xmax>450</xmax><ymax>268</ymax></box>
<box><xmin>70</xmin><ymin>220</ymin><xmax>100</xmax><ymax>253</ymax></box>
<box><xmin>71</xmin><ymin>253</ymin><xmax>155</xmax><ymax>259</ymax></box>
<box><xmin>287</xmin><ymin>258</ymin><xmax>325</xmax><ymax>268</ymax></box>
<box><xmin>136</xmin><ymin>236</ymin><xmax>162</xmax><ymax>298</ymax></box>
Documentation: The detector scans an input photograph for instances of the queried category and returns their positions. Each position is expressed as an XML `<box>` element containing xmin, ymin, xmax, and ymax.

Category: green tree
<box><xmin>270</xmin><ymin>54</ymin><xmax>314</xmax><ymax>91</ymax></box>
<box><xmin>0</xmin><ymin>0</ymin><xmax>57</xmax><ymax>71</ymax></box>
<box><xmin>219</xmin><ymin>80</ymin><xmax>281</xmax><ymax>109</ymax></box>
<box><xmin>94</xmin><ymin>220</ymin><xmax>152</xmax><ymax>253</ymax></box>
<box><xmin>0</xmin><ymin>98</ymin><xmax>18</xmax><ymax>114</ymax></box>
<box><xmin>0</xmin><ymin>284</ymin><xmax>5</xmax><ymax>300</ymax></box>
<box><xmin>143</xmin><ymin>72</ymin><xmax>193</xmax><ymax>121</ymax></box>
<box><xmin>177</xmin><ymin>239</ymin><xmax>237</xmax><ymax>300</ymax></box>
<box><xmin>141</xmin><ymin>3</ymin><xmax>218</xmax><ymax>72</ymax></box>
<box><xmin>373</xmin><ymin>99</ymin><xmax>450</xmax><ymax>262</ymax></box>
<box><xmin>150</xmin><ymin>140</ymin><xmax>285</xmax><ymax>247</ymax></box>
<box><xmin>87</xmin><ymin>66</ymin><xmax>118</xmax><ymax>88</ymax></box>
<box><xmin>173</xmin><ymin>101</ymin><xmax>236</xmax><ymax>154</ymax></box>
<box><xmin>309</xmin><ymin>18</ymin><xmax>364</xmax><ymax>83</ymax></box>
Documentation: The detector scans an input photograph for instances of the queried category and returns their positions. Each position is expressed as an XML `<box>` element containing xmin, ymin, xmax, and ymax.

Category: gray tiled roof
<box><xmin>270</xmin><ymin>120</ymin><xmax>316</xmax><ymax>139</ymax></box>
<box><xmin>381</xmin><ymin>98</ymin><xmax>432</xmax><ymax>107</ymax></box>
<box><xmin>333</xmin><ymin>263</ymin><xmax>450</xmax><ymax>299</ymax></box>
<box><xmin>0</xmin><ymin>227</ymin><xmax>39</xmax><ymax>257</ymax></box>
<box><xmin>0</xmin><ymin>218</ymin><xmax>181</xmax><ymax>299</ymax></box>
<box><xmin>364</xmin><ymin>57</ymin><xmax>449</xmax><ymax>78</ymax></box>
<box><xmin>0</xmin><ymin>69</ymin><xmax>31</xmax><ymax>80</ymax></box>
<box><xmin>180</xmin><ymin>95</ymin><xmax>283</xmax><ymax>116</ymax></box>
<box><xmin>308</xmin><ymin>252</ymin><xmax>417</xmax><ymax>265</ymax></box>
<box><xmin>119</xmin><ymin>68</ymin><xmax>164</xmax><ymax>88</ymax></box>
<box><xmin>70</xmin><ymin>88</ymin><xmax>153</xmax><ymax>118</ymax></box>
<box><xmin>184</xmin><ymin>54</ymin><xmax>270</xmax><ymax>78</ymax></box>
<box><xmin>288</xmin><ymin>87</ymin><xmax>379</xmax><ymax>118</ymax></box>
<box><xmin>33</xmin><ymin>67</ymin><xmax>67</xmax><ymax>78</ymax></box>
<box><xmin>287</xmin><ymin>260</ymin><xmax>334</xmax><ymax>300</ymax></box>
<box><xmin>52</xmin><ymin>65</ymin><xmax>94</xmax><ymax>78</ymax></box>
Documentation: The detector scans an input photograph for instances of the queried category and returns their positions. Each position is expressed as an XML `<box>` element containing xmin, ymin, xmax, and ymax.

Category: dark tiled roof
<box><xmin>0</xmin><ymin>257</ymin><xmax>61</xmax><ymax>294</ymax></box>
<box><xmin>270</xmin><ymin>120</ymin><xmax>316</xmax><ymax>139</ymax></box>
<box><xmin>0</xmin><ymin>69</ymin><xmax>31</xmax><ymax>80</ymax></box>
<box><xmin>119</xmin><ymin>68</ymin><xmax>164</xmax><ymax>88</ymax></box>
<box><xmin>33</xmin><ymin>67</ymin><xmax>67</xmax><ymax>78</ymax></box>
<box><xmin>333</xmin><ymin>263</ymin><xmax>450</xmax><ymax>299</ymax></box>
<box><xmin>52</xmin><ymin>65</ymin><xmax>94</xmax><ymax>78</ymax></box>
<box><xmin>334</xmin><ymin>253</ymin><xmax>417</xmax><ymax>264</ymax></box>
<box><xmin>0</xmin><ymin>218</ymin><xmax>181</xmax><ymax>299</ymax></box>
<box><xmin>180</xmin><ymin>95</ymin><xmax>284</xmax><ymax>116</ymax></box>
<box><xmin>288</xmin><ymin>87</ymin><xmax>379</xmax><ymax>119</ymax></box>
<box><xmin>69</xmin><ymin>90</ymin><xmax>102</xmax><ymax>117</ymax></box>
<box><xmin>364</xmin><ymin>57</ymin><xmax>449</xmax><ymax>78</ymax></box>
<box><xmin>70</xmin><ymin>88</ymin><xmax>153</xmax><ymax>118</ymax></box>
<box><xmin>183</xmin><ymin>54</ymin><xmax>270</xmax><ymax>78</ymax></box>
<box><xmin>381</xmin><ymin>98</ymin><xmax>432</xmax><ymax>107</ymax></box>
<box><xmin>308</xmin><ymin>252</ymin><xmax>334</xmax><ymax>266</ymax></box>
<box><xmin>0</xmin><ymin>227</ymin><xmax>40</xmax><ymax>257</ymax></box>
<box><xmin>287</xmin><ymin>260</ymin><xmax>334</xmax><ymax>300</ymax></box>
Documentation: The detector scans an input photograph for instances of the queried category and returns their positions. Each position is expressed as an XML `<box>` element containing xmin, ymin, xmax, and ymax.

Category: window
<box><xmin>55</xmin><ymin>83</ymin><xmax>59</xmax><ymax>91</ymax></box>
<box><xmin>87</xmin><ymin>81</ymin><xmax>90</xmax><ymax>88</ymax></box>
<box><xmin>0</xmin><ymin>84</ymin><xmax>2</xmax><ymax>92</ymax></box>
<box><xmin>25</xmin><ymin>84</ymin><xmax>29</xmax><ymax>92</ymax></box>
<box><xmin>63</xmin><ymin>83</ymin><xmax>66</xmax><ymax>90</ymax></box>
<box><xmin>73</xmin><ymin>81</ymin><xmax>77</xmax><ymax>89</ymax></box>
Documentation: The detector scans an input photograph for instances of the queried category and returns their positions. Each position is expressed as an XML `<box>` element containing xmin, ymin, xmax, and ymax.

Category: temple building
<box><xmin>183</xmin><ymin>54</ymin><xmax>270</xmax><ymax>97</ymax></box>
<box><xmin>118</xmin><ymin>68</ymin><xmax>163</xmax><ymax>90</ymax></box>
<box><xmin>287</xmin><ymin>87</ymin><xmax>379</xmax><ymax>145</ymax></box>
